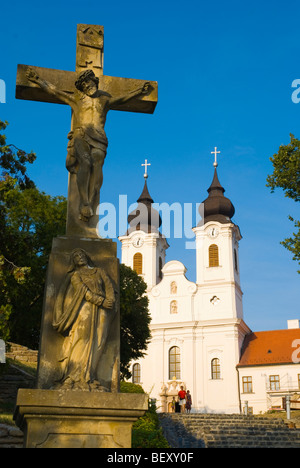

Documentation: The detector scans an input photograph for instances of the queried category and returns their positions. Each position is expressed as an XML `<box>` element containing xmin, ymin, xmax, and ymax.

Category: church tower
<box><xmin>190</xmin><ymin>148</ymin><xmax>249</xmax><ymax>413</ymax></box>
<box><xmin>193</xmin><ymin>148</ymin><xmax>243</xmax><ymax>321</ymax></box>
<box><xmin>119</xmin><ymin>160</ymin><xmax>169</xmax><ymax>290</ymax></box>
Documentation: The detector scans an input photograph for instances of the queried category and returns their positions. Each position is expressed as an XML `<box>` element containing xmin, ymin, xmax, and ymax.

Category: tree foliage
<box><xmin>0</xmin><ymin>121</ymin><xmax>67</xmax><ymax>346</ymax></box>
<box><xmin>120</xmin><ymin>263</ymin><xmax>151</xmax><ymax>379</ymax></box>
<box><xmin>132</xmin><ymin>405</ymin><xmax>170</xmax><ymax>448</ymax></box>
<box><xmin>0</xmin><ymin>120</ymin><xmax>36</xmax><ymax>189</ymax></box>
<box><xmin>267</xmin><ymin>134</ymin><xmax>300</xmax><ymax>272</ymax></box>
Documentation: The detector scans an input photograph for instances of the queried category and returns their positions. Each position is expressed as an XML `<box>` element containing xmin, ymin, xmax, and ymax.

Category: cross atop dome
<box><xmin>211</xmin><ymin>147</ymin><xmax>220</xmax><ymax>168</ymax></box>
<box><xmin>126</xmin><ymin>159</ymin><xmax>162</xmax><ymax>234</ymax></box>
<box><xmin>141</xmin><ymin>159</ymin><xmax>151</xmax><ymax>179</ymax></box>
<box><xmin>197</xmin><ymin>146</ymin><xmax>235</xmax><ymax>225</ymax></box>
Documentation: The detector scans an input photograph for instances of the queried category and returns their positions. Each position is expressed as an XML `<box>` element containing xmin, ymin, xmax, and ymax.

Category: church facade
<box><xmin>119</xmin><ymin>158</ymin><xmax>300</xmax><ymax>415</ymax></box>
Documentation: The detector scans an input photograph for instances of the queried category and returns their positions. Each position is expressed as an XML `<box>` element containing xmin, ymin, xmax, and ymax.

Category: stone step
<box><xmin>158</xmin><ymin>413</ymin><xmax>300</xmax><ymax>448</ymax></box>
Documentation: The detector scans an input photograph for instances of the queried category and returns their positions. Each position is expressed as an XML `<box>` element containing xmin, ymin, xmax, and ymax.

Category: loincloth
<box><xmin>66</xmin><ymin>126</ymin><xmax>108</xmax><ymax>171</ymax></box>
<box><xmin>69</xmin><ymin>126</ymin><xmax>108</xmax><ymax>149</ymax></box>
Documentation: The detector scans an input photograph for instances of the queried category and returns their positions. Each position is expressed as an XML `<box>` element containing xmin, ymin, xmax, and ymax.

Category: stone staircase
<box><xmin>158</xmin><ymin>413</ymin><xmax>300</xmax><ymax>448</ymax></box>
<box><xmin>0</xmin><ymin>343</ymin><xmax>37</xmax><ymax>405</ymax></box>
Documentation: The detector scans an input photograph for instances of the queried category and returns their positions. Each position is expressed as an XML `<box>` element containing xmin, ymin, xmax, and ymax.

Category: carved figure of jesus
<box><xmin>26</xmin><ymin>67</ymin><xmax>151</xmax><ymax>221</ymax></box>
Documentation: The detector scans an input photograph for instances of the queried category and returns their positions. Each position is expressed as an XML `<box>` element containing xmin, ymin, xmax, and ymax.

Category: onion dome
<box><xmin>199</xmin><ymin>167</ymin><xmax>235</xmax><ymax>224</ymax></box>
<box><xmin>127</xmin><ymin>165</ymin><xmax>162</xmax><ymax>234</ymax></box>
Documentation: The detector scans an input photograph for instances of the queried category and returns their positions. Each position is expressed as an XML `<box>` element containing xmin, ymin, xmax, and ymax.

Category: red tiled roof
<box><xmin>237</xmin><ymin>329</ymin><xmax>300</xmax><ymax>367</ymax></box>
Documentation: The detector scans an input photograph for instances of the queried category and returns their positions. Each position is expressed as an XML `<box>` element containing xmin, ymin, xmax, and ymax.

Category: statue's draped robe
<box><xmin>53</xmin><ymin>266</ymin><xmax>115</xmax><ymax>387</ymax></box>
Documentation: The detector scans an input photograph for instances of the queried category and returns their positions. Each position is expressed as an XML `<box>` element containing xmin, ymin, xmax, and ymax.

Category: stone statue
<box><xmin>52</xmin><ymin>248</ymin><xmax>116</xmax><ymax>391</ymax></box>
<box><xmin>170</xmin><ymin>281</ymin><xmax>177</xmax><ymax>294</ymax></box>
<box><xmin>26</xmin><ymin>67</ymin><xmax>151</xmax><ymax>222</ymax></box>
<box><xmin>170</xmin><ymin>300</ymin><xmax>178</xmax><ymax>314</ymax></box>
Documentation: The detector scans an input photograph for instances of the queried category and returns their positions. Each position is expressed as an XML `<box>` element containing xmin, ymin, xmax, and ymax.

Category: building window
<box><xmin>132</xmin><ymin>363</ymin><xmax>141</xmax><ymax>384</ymax></box>
<box><xmin>242</xmin><ymin>376</ymin><xmax>253</xmax><ymax>393</ymax></box>
<box><xmin>209</xmin><ymin>244</ymin><xmax>219</xmax><ymax>267</ymax></box>
<box><xmin>133</xmin><ymin>253</ymin><xmax>143</xmax><ymax>275</ymax></box>
<box><xmin>170</xmin><ymin>300</ymin><xmax>178</xmax><ymax>314</ymax></box>
<box><xmin>159</xmin><ymin>256</ymin><xmax>163</xmax><ymax>280</ymax></box>
<box><xmin>269</xmin><ymin>375</ymin><xmax>280</xmax><ymax>391</ymax></box>
<box><xmin>169</xmin><ymin>346</ymin><xmax>181</xmax><ymax>380</ymax></box>
<box><xmin>211</xmin><ymin>358</ymin><xmax>221</xmax><ymax>379</ymax></box>
<box><xmin>170</xmin><ymin>281</ymin><xmax>177</xmax><ymax>295</ymax></box>
<box><xmin>234</xmin><ymin>249</ymin><xmax>238</xmax><ymax>272</ymax></box>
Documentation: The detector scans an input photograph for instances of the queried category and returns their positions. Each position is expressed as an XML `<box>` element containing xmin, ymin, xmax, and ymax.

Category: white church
<box><xmin>119</xmin><ymin>151</ymin><xmax>300</xmax><ymax>415</ymax></box>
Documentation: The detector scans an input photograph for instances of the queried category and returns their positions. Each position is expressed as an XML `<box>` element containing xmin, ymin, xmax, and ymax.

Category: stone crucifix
<box><xmin>16</xmin><ymin>24</ymin><xmax>158</xmax><ymax>238</ymax></box>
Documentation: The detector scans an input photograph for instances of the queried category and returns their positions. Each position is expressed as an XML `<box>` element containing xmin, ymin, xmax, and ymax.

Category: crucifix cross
<box><xmin>211</xmin><ymin>146</ymin><xmax>220</xmax><ymax>168</ymax></box>
<box><xmin>16</xmin><ymin>24</ymin><xmax>158</xmax><ymax>238</ymax></box>
<box><xmin>141</xmin><ymin>159</ymin><xmax>151</xmax><ymax>179</ymax></box>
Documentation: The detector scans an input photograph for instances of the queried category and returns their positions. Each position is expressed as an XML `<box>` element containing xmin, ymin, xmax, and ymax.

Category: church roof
<box><xmin>136</xmin><ymin>178</ymin><xmax>154</xmax><ymax>205</ymax></box>
<box><xmin>199</xmin><ymin>167</ymin><xmax>235</xmax><ymax>225</ymax></box>
<box><xmin>237</xmin><ymin>329</ymin><xmax>300</xmax><ymax>367</ymax></box>
<box><xmin>127</xmin><ymin>177</ymin><xmax>162</xmax><ymax>234</ymax></box>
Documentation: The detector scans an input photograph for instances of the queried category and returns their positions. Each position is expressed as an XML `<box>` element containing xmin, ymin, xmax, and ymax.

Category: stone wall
<box><xmin>5</xmin><ymin>343</ymin><xmax>38</xmax><ymax>364</ymax></box>
<box><xmin>0</xmin><ymin>424</ymin><xmax>23</xmax><ymax>448</ymax></box>
<box><xmin>0</xmin><ymin>340</ymin><xmax>5</xmax><ymax>363</ymax></box>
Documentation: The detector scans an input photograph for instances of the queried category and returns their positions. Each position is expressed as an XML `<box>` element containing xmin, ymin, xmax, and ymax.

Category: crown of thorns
<box><xmin>75</xmin><ymin>70</ymin><xmax>99</xmax><ymax>91</ymax></box>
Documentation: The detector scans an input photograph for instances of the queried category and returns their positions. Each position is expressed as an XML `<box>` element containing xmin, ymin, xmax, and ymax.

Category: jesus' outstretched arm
<box><xmin>109</xmin><ymin>81</ymin><xmax>152</xmax><ymax>108</ymax></box>
<box><xmin>26</xmin><ymin>67</ymin><xmax>76</xmax><ymax>108</ymax></box>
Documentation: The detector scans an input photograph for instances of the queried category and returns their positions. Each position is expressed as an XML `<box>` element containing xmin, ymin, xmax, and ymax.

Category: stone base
<box><xmin>14</xmin><ymin>389</ymin><xmax>148</xmax><ymax>448</ymax></box>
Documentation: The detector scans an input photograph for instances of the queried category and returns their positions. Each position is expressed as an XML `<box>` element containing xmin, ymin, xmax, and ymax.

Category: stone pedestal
<box><xmin>14</xmin><ymin>389</ymin><xmax>148</xmax><ymax>448</ymax></box>
<box><xmin>12</xmin><ymin>235</ymin><xmax>146</xmax><ymax>448</ymax></box>
<box><xmin>37</xmin><ymin>236</ymin><xmax>120</xmax><ymax>392</ymax></box>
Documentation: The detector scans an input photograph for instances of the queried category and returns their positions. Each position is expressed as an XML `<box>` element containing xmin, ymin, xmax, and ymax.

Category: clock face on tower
<box><xmin>132</xmin><ymin>236</ymin><xmax>144</xmax><ymax>248</ymax></box>
<box><xmin>208</xmin><ymin>227</ymin><xmax>219</xmax><ymax>239</ymax></box>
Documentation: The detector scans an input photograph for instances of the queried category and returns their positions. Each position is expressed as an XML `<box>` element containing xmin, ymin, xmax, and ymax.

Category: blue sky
<box><xmin>0</xmin><ymin>0</ymin><xmax>299</xmax><ymax>332</ymax></box>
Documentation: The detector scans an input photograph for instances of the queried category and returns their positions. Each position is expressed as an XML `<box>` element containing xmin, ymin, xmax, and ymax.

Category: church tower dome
<box><xmin>119</xmin><ymin>159</ymin><xmax>169</xmax><ymax>289</ymax></box>
<box><xmin>201</xmin><ymin>166</ymin><xmax>235</xmax><ymax>224</ymax></box>
<box><xmin>127</xmin><ymin>174</ymin><xmax>162</xmax><ymax>234</ymax></box>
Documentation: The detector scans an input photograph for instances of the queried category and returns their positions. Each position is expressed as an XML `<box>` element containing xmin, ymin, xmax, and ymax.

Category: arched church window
<box><xmin>159</xmin><ymin>256</ymin><xmax>163</xmax><ymax>280</ymax></box>
<box><xmin>209</xmin><ymin>244</ymin><xmax>219</xmax><ymax>267</ymax></box>
<box><xmin>170</xmin><ymin>281</ymin><xmax>177</xmax><ymax>294</ymax></box>
<box><xmin>169</xmin><ymin>346</ymin><xmax>181</xmax><ymax>380</ymax></box>
<box><xmin>211</xmin><ymin>358</ymin><xmax>221</xmax><ymax>379</ymax></box>
<box><xmin>133</xmin><ymin>253</ymin><xmax>143</xmax><ymax>275</ymax></box>
<box><xmin>170</xmin><ymin>300</ymin><xmax>178</xmax><ymax>314</ymax></box>
<box><xmin>132</xmin><ymin>363</ymin><xmax>141</xmax><ymax>383</ymax></box>
<box><xmin>234</xmin><ymin>249</ymin><xmax>238</xmax><ymax>272</ymax></box>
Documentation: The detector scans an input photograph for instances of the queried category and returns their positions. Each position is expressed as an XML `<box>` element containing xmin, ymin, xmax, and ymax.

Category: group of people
<box><xmin>171</xmin><ymin>386</ymin><xmax>192</xmax><ymax>413</ymax></box>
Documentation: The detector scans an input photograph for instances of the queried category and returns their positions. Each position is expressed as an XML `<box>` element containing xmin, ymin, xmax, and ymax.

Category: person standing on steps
<box><xmin>178</xmin><ymin>386</ymin><xmax>187</xmax><ymax>413</ymax></box>
<box><xmin>185</xmin><ymin>390</ymin><xmax>192</xmax><ymax>413</ymax></box>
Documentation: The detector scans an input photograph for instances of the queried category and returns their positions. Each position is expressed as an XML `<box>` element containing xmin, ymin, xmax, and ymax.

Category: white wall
<box><xmin>238</xmin><ymin>364</ymin><xmax>300</xmax><ymax>414</ymax></box>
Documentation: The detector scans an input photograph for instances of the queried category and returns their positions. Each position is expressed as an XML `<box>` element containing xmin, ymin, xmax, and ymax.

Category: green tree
<box><xmin>0</xmin><ymin>120</ymin><xmax>36</xmax><ymax>189</ymax></box>
<box><xmin>0</xmin><ymin>121</ymin><xmax>67</xmax><ymax>346</ymax></box>
<box><xmin>120</xmin><ymin>264</ymin><xmax>151</xmax><ymax>379</ymax></box>
<box><xmin>267</xmin><ymin>134</ymin><xmax>300</xmax><ymax>272</ymax></box>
